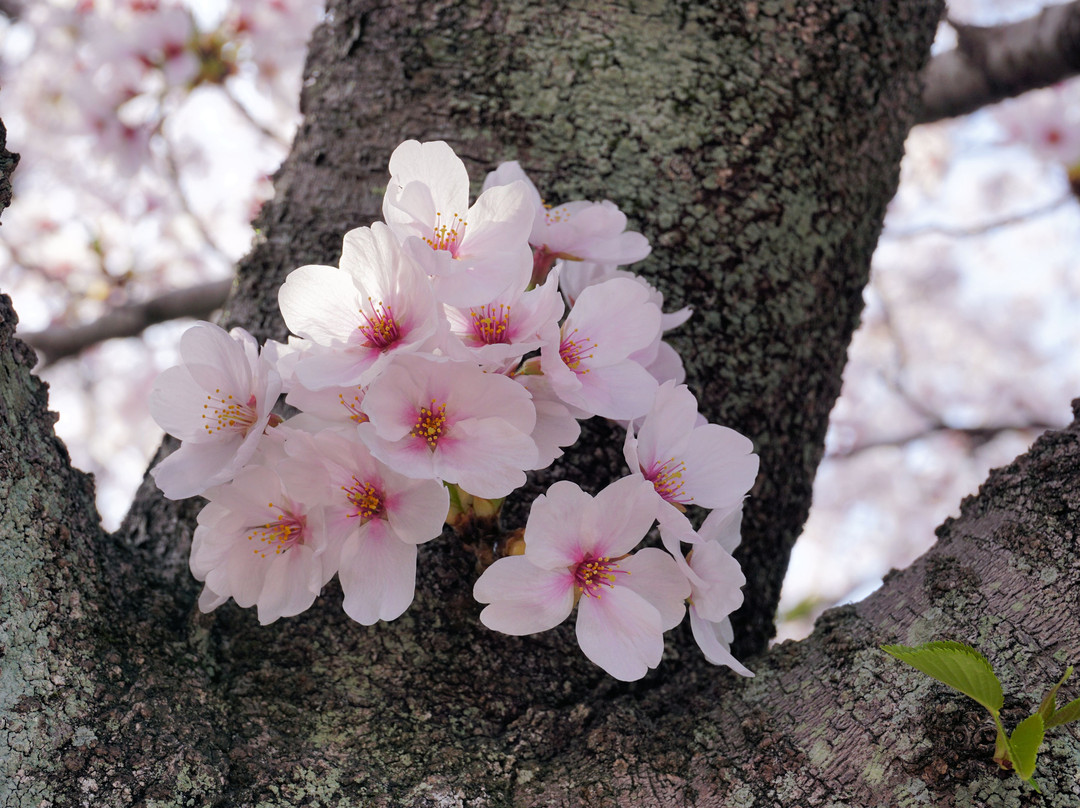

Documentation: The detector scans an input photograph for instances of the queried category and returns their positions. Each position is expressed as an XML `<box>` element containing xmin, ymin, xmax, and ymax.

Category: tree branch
<box><xmin>920</xmin><ymin>1</ymin><xmax>1080</xmax><ymax>124</ymax></box>
<box><xmin>21</xmin><ymin>278</ymin><xmax>233</xmax><ymax>366</ymax></box>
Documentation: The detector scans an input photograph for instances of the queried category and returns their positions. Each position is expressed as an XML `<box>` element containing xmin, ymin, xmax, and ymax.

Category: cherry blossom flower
<box><xmin>382</xmin><ymin>140</ymin><xmax>534</xmax><ymax>307</ymax></box>
<box><xmin>473</xmin><ymin>477</ymin><xmax>689</xmax><ymax>681</ymax></box>
<box><xmin>282</xmin><ymin>428</ymin><xmax>449</xmax><ymax>625</ymax></box>
<box><xmin>539</xmin><ymin>277</ymin><xmax>662</xmax><ymax>420</ymax></box>
<box><xmin>278</xmin><ymin>222</ymin><xmax>442</xmax><ymax>390</ymax></box>
<box><xmin>685</xmin><ymin>506</ymin><xmax>753</xmax><ymax>675</ymax></box>
<box><xmin>358</xmin><ymin>355</ymin><xmax>538</xmax><ymax>498</ymax></box>
<box><xmin>482</xmin><ymin>161</ymin><xmax>651</xmax><ymax>282</ymax></box>
<box><xmin>149</xmin><ymin>322</ymin><xmax>282</xmax><ymax>499</ymax></box>
<box><xmin>442</xmin><ymin>267</ymin><xmax>564</xmax><ymax>367</ymax></box>
<box><xmin>624</xmin><ymin>381</ymin><xmax>758</xmax><ymax>550</ymax></box>
<box><xmin>190</xmin><ymin>461</ymin><xmax>331</xmax><ymax>625</ymax></box>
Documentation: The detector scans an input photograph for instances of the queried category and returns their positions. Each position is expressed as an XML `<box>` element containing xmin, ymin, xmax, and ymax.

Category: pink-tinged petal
<box><xmin>197</xmin><ymin>584</ymin><xmax>229</xmax><ymax>614</ymax></box>
<box><xmin>434</xmin><ymin>417</ymin><xmax>536</xmax><ymax>498</ymax></box>
<box><xmin>443</xmin><ymin>367</ymin><xmax>536</xmax><ymax>436</ymax></box>
<box><xmin>680</xmin><ymin>426</ymin><xmax>759</xmax><ymax>509</ymax></box>
<box><xmin>698</xmin><ymin>505</ymin><xmax>744</xmax><ymax>554</ymax></box>
<box><xmin>430</xmin><ymin>249</ymin><xmax>533</xmax><ymax>309</ymax></box>
<box><xmin>179</xmin><ymin>322</ymin><xmax>253</xmax><ymax>393</ymax></box>
<box><xmin>384</xmin><ymin>479</ymin><xmax>450</xmax><ymax>544</ymax></box>
<box><xmin>278</xmin><ymin>264</ymin><xmax>363</xmax><ymax>345</ymax></box>
<box><xmin>636</xmin><ymin>339</ymin><xmax>686</xmax><ymax>387</ymax></box>
<box><xmin>656</xmin><ymin>503</ymin><xmax>697</xmax><ymax>553</ymax></box>
<box><xmin>687</xmin><ymin>539</ymin><xmax>745</xmax><ymax>622</ymax></box>
<box><xmin>564</xmin><ymin>278</ymin><xmax>661</xmax><ymax>365</ymax></box>
<box><xmin>358</xmin><ymin>358</ymin><xmax>432</xmax><ymax>441</ymax></box>
<box><xmin>560</xmin><ymin>359</ymin><xmax>659</xmax><ymax>421</ymax></box>
<box><xmin>151</xmin><ymin>435</ymin><xmax>249</xmax><ymax>500</ymax></box>
<box><xmin>359</xmin><ymin>423</ymin><xmax>437</xmax><ymax>481</ymax></box>
<box><xmin>385</xmin><ymin>140</ymin><xmax>469</xmax><ymax>217</ymax></box>
<box><xmin>339</xmin><ymin>524</ymin><xmax>418</xmax><ymax>624</ymax></box>
<box><xmin>257</xmin><ymin>545</ymin><xmax>322</xmax><ymax>624</ymax></box>
<box><xmin>459</xmin><ymin>181</ymin><xmax>534</xmax><ymax>259</ymax></box>
<box><xmin>526</xmin><ymin>394</ymin><xmax>581</xmax><ymax>470</ymax></box>
<box><xmin>474</xmin><ymin>556</ymin><xmax>575</xmax><ymax>635</ymax></box>
<box><xmin>293</xmin><ymin>343</ymin><xmax>384</xmax><ymax>390</ymax></box>
<box><xmin>582</xmin><ymin>475</ymin><xmax>660</xmax><ymax>559</ymax></box>
<box><xmin>689</xmin><ymin>608</ymin><xmax>754</xmax><ymax>676</ymax></box>
<box><xmin>635</xmin><ymin>381</ymin><xmax>699</xmax><ymax>465</ymax></box>
<box><xmin>481</xmin><ymin>161</ymin><xmax>543</xmax><ymax>213</ymax></box>
<box><xmin>150</xmin><ymin>365</ymin><xmax>224</xmax><ymax>443</ymax></box>
<box><xmin>619</xmin><ymin>547</ymin><xmax>690</xmax><ymax>631</ymax></box>
<box><xmin>575</xmin><ymin>586</ymin><xmax>664</xmax><ymax>682</ymax></box>
<box><xmin>523</xmin><ymin>480</ymin><xmax>592</xmax><ymax>570</ymax></box>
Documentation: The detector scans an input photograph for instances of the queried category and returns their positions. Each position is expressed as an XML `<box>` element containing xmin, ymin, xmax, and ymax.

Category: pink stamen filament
<box><xmin>559</xmin><ymin>327</ymin><xmax>595</xmax><ymax>373</ymax></box>
<box><xmin>343</xmin><ymin>477</ymin><xmax>384</xmax><ymax>521</ymax></box>
<box><xmin>358</xmin><ymin>298</ymin><xmax>401</xmax><ymax>350</ymax></box>
<box><xmin>248</xmin><ymin>503</ymin><xmax>305</xmax><ymax>558</ymax></box>
<box><xmin>410</xmin><ymin>398</ymin><xmax>448</xmax><ymax>450</ymax></box>
<box><xmin>644</xmin><ymin>457</ymin><xmax>692</xmax><ymax>506</ymax></box>
<box><xmin>469</xmin><ymin>304</ymin><xmax>512</xmax><ymax>345</ymax></box>
<box><xmin>574</xmin><ymin>555</ymin><xmax>629</xmax><ymax>599</ymax></box>
<box><xmin>201</xmin><ymin>388</ymin><xmax>259</xmax><ymax>436</ymax></box>
<box><xmin>337</xmin><ymin>389</ymin><xmax>368</xmax><ymax>423</ymax></box>
<box><xmin>423</xmin><ymin>211</ymin><xmax>467</xmax><ymax>255</ymax></box>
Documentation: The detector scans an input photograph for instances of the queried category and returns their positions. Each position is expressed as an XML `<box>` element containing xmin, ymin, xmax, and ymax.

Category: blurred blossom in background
<box><xmin>2</xmin><ymin>0</ymin><xmax>1079</xmax><ymax>640</ymax></box>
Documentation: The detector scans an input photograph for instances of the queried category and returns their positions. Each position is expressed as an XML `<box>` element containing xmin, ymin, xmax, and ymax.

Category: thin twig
<box><xmin>881</xmin><ymin>192</ymin><xmax>1073</xmax><ymax>240</ymax></box>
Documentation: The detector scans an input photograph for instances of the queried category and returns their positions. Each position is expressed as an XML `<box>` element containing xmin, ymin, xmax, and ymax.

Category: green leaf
<box><xmin>1037</xmin><ymin>666</ymin><xmax>1073</xmax><ymax>722</ymax></box>
<box><xmin>883</xmin><ymin>641</ymin><xmax>1004</xmax><ymax>714</ymax></box>
<box><xmin>1047</xmin><ymin>696</ymin><xmax>1080</xmax><ymax>729</ymax></box>
<box><xmin>1009</xmin><ymin>713</ymin><xmax>1044</xmax><ymax>781</ymax></box>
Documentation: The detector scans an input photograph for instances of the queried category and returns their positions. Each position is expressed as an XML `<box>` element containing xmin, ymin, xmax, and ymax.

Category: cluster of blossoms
<box><xmin>150</xmin><ymin>140</ymin><xmax>760</xmax><ymax>681</ymax></box>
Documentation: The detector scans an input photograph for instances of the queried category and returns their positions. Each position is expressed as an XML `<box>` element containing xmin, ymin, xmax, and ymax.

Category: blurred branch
<box><xmin>920</xmin><ymin>1</ymin><xmax>1080</xmax><ymax>124</ymax></box>
<box><xmin>0</xmin><ymin>0</ymin><xmax>22</xmax><ymax>21</ymax></box>
<box><xmin>22</xmin><ymin>279</ymin><xmax>233</xmax><ymax>366</ymax></box>
<box><xmin>828</xmin><ymin>421</ymin><xmax>1055</xmax><ymax>459</ymax></box>
<box><xmin>881</xmin><ymin>191</ymin><xmax>1074</xmax><ymax>239</ymax></box>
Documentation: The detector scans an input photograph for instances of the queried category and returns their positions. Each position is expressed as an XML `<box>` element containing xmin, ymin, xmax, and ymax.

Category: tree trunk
<box><xmin>7</xmin><ymin>1</ymin><xmax>1078</xmax><ymax>805</ymax></box>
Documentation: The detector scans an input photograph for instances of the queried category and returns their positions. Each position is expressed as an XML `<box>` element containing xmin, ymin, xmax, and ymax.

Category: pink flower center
<box><xmin>573</xmin><ymin>555</ymin><xmax>628</xmax><ymax>599</ymax></box>
<box><xmin>201</xmin><ymin>389</ymin><xmax>259</xmax><ymax>436</ymax></box>
<box><xmin>410</xmin><ymin>398</ymin><xmax>448</xmax><ymax>450</ymax></box>
<box><xmin>469</xmin><ymin>304</ymin><xmax>511</xmax><ymax>345</ymax></box>
<box><xmin>337</xmin><ymin>388</ymin><xmax>368</xmax><ymax>423</ymax></box>
<box><xmin>343</xmin><ymin>477</ymin><xmax>384</xmax><ymax>521</ymax></box>
<box><xmin>559</xmin><ymin>328</ymin><xmax>595</xmax><ymax>373</ymax></box>
<box><xmin>643</xmin><ymin>457</ymin><xmax>691</xmax><ymax>506</ymax></box>
<box><xmin>248</xmin><ymin>504</ymin><xmax>306</xmax><ymax>558</ymax></box>
<box><xmin>424</xmin><ymin>211</ymin><xmax>467</xmax><ymax>256</ymax></box>
<box><xmin>358</xmin><ymin>298</ymin><xmax>401</xmax><ymax>350</ymax></box>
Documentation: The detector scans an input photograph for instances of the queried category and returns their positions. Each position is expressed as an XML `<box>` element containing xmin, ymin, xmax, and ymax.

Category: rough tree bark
<box><xmin>3</xmin><ymin>1</ymin><xmax>1079</xmax><ymax>806</ymax></box>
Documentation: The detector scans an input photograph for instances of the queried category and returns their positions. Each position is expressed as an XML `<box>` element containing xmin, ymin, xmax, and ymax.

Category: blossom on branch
<box><xmin>149</xmin><ymin>322</ymin><xmax>281</xmax><ymax>499</ymax></box>
<box><xmin>474</xmin><ymin>477</ymin><xmax>690</xmax><ymax>681</ymax></box>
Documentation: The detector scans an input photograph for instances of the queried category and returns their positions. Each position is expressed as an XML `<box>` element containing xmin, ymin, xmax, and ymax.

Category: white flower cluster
<box><xmin>150</xmin><ymin>140</ymin><xmax>759</xmax><ymax>681</ymax></box>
